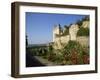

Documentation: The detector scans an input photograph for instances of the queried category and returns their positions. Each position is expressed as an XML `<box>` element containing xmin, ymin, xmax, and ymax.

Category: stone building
<box><xmin>53</xmin><ymin>21</ymin><xmax>89</xmax><ymax>49</ymax></box>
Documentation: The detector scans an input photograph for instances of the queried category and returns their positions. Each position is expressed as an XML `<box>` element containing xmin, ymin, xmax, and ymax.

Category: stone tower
<box><xmin>69</xmin><ymin>24</ymin><xmax>79</xmax><ymax>41</ymax></box>
<box><xmin>53</xmin><ymin>24</ymin><xmax>62</xmax><ymax>42</ymax></box>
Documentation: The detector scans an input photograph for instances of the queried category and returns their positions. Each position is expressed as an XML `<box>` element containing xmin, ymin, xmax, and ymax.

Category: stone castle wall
<box><xmin>77</xmin><ymin>36</ymin><xmax>89</xmax><ymax>47</ymax></box>
<box><xmin>53</xmin><ymin>21</ymin><xmax>89</xmax><ymax>49</ymax></box>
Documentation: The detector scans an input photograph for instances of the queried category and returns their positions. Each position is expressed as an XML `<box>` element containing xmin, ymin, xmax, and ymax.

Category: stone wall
<box><xmin>69</xmin><ymin>24</ymin><xmax>79</xmax><ymax>40</ymax></box>
<box><xmin>53</xmin><ymin>21</ymin><xmax>89</xmax><ymax>49</ymax></box>
<box><xmin>82</xmin><ymin>21</ymin><xmax>89</xmax><ymax>28</ymax></box>
<box><xmin>53</xmin><ymin>35</ymin><xmax>70</xmax><ymax>49</ymax></box>
<box><xmin>77</xmin><ymin>36</ymin><xmax>89</xmax><ymax>47</ymax></box>
<box><xmin>61</xmin><ymin>35</ymin><xmax>70</xmax><ymax>44</ymax></box>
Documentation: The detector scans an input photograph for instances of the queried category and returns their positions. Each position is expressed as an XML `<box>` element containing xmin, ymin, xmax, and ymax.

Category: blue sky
<box><xmin>26</xmin><ymin>12</ymin><xmax>86</xmax><ymax>44</ymax></box>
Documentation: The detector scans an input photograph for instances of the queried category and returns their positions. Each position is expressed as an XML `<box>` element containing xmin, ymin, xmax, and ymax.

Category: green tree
<box><xmin>76</xmin><ymin>20</ymin><xmax>83</xmax><ymax>27</ymax></box>
<box><xmin>62</xmin><ymin>25</ymin><xmax>69</xmax><ymax>35</ymax></box>
<box><xmin>82</xmin><ymin>16</ymin><xmax>89</xmax><ymax>21</ymax></box>
<box><xmin>63</xmin><ymin>41</ymin><xmax>84</xmax><ymax>64</ymax></box>
<box><xmin>26</xmin><ymin>35</ymin><xmax>28</xmax><ymax>48</ymax></box>
<box><xmin>77</xmin><ymin>27</ymin><xmax>89</xmax><ymax>36</ymax></box>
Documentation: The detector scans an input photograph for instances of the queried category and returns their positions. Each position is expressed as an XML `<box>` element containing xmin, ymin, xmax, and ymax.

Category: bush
<box><xmin>63</xmin><ymin>40</ymin><xmax>84</xmax><ymax>64</ymax></box>
<box><xmin>64</xmin><ymin>41</ymin><xmax>82</xmax><ymax>55</ymax></box>
<box><xmin>77</xmin><ymin>27</ymin><xmax>89</xmax><ymax>36</ymax></box>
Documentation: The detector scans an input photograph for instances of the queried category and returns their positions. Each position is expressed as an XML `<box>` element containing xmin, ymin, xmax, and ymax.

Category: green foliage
<box><xmin>77</xmin><ymin>27</ymin><xmax>89</xmax><ymax>36</ymax></box>
<box><xmin>82</xmin><ymin>16</ymin><xmax>89</xmax><ymax>21</ymax></box>
<box><xmin>49</xmin><ymin>54</ymin><xmax>64</xmax><ymax>64</ymax></box>
<box><xmin>48</xmin><ymin>45</ymin><xmax>53</xmax><ymax>52</ymax></box>
<box><xmin>62</xmin><ymin>25</ymin><xmax>69</xmax><ymax>35</ymax></box>
<box><xmin>26</xmin><ymin>35</ymin><xmax>28</xmax><ymax>47</ymax></box>
<box><xmin>76</xmin><ymin>20</ymin><xmax>83</xmax><ymax>27</ymax></box>
<box><xmin>64</xmin><ymin>25</ymin><xmax>69</xmax><ymax>28</ymax></box>
<box><xmin>63</xmin><ymin>41</ymin><xmax>83</xmax><ymax>55</ymax></box>
<box><xmin>55</xmin><ymin>25</ymin><xmax>69</xmax><ymax>37</ymax></box>
<box><xmin>61</xmin><ymin>41</ymin><xmax>89</xmax><ymax>64</ymax></box>
<box><xmin>63</xmin><ymin>40</ymin><xmax>84</xmax><ymax>64</ymax></box>
<box><xmin>29</xmin><ymin>40</ymin><xmax>89</xmax><ymax>65</ymax></box>
<box><xmin>76</xmin><ymin>16</ymin><xmax>89</xmax><ymax>27</ymax></box>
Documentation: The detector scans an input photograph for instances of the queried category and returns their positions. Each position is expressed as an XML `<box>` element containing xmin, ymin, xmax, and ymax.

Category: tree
<box><xmin>63</xmin><ymin>25</ymin><xmax>69</xmax><ymax>35</ymax></box>
<box><xmin>76</xmin><ymin>20</ymin><xmax>83</xmax><ymax>27</ymax></box>
<box><xmin>77</xmin><ymin>27</ymin><xmax>89</xmax><ymax>36</ymax></box>
<box><xmin>26</xmin><ymin>35</ymin><xmax>28</xmax><ymax>47</ymax></box>
<box><xmin>82</xmin><ymin>16</ymin><xmax>89</xmax><ymax>21</ymax></box>
<box><xmin>48</xmin><ymin>45</ymin><xmax>53</xmax><ymax>53</ymax></box>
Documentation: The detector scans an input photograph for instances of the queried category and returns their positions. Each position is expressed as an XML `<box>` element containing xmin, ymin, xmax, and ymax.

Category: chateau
<box><xmin>53</xmin><ymin>20</ymin><xmax>89</xmax><ymax>49</ymax></box>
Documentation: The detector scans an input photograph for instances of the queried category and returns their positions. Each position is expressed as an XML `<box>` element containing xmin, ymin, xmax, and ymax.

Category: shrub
<box><xmin>77</xmin><ymin>27</ymin><xmax>89</xmax><ymax>36</ymax></box>
<box><xmin>63</xmin><ymin>40</ymin><xmax>84</xmax><ymax>64</ymax></box>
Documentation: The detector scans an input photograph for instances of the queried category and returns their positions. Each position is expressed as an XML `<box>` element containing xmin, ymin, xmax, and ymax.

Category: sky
<box><xmin>26</xmin><ymin>12</ymin><xmax>87</xmax><ymax>45</ymax></box>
